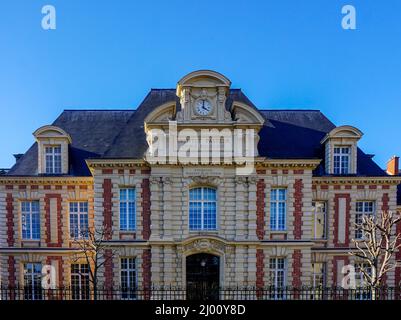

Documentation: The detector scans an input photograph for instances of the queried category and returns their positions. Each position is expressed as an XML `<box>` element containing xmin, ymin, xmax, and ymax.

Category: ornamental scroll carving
<box><xmin>183</xmin><ymin>239</ymin><xmax>226</xmax><ymax>254</ymax></box>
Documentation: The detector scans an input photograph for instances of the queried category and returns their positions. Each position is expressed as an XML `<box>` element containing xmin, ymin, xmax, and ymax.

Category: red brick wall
<box><xmin>6</xmin><ymin>193</ymin><xmax>14</xmax><ymax>247</ymax></box>
<box><xmin>102</xmin><ymin>179</ymin><xmax>113</xmax><ymax>240</ymax></box>
<box><xmin>8</xmin><ymin>256</ymin><xmax>16</xmax><ymax>287</ymax></box>
<box><xmin>293</xmin><ymin>179</ymin><xmax>304</xmax><ymax>240</ymax></box>
<box><xmin>332</xmin><ymin>256</ymin><xmax>349</xmax><ymax>286</ymax></box>
<box><xmin>381</xmin><ymin>193</ymin><xmax>389</xmax><ymax>212</ymax></box>
<box><xmin>45</xmin><ymin>256</ymin><xmax>64</xmax><ymax>287</ymax></box>
<box><xmin>395</xmin><ymin>221</ymin><xmax>401</xmax><ymax>287</ymax></box>
<box><xmin>44</xmin><ymin>194</ymin><xmax>63</xmax><ymax>247</ymax></box>
<box><xmin>333</xmin><ymin>194</ymin><xmax>351</xmax><ymax>247</ymax></box>
<box><xmin>256</xmin><ymin>179</ymin><xmax>266</xmax><ymax>240</ymax></box>
<box><xmin>256</xmin><ymin>249</ymin><xmax>265</xmax><ymax>289</ymax></box>
<box><xmin>141</xmin><ymin>178</ymin><xmax>151</xmax><ymax>240</ymax></box>
<box><xmin>142</xmin><ymin>249</ymin><xmax>151</xmax><ymax>299</ymax></box>
<box><xmin>292</xmin><ymin>250</ymin><xmax>302</xmax><ymax>288</ymax></box>
<box><xmin>104</xmin><ymin>249</ymin><xmax>114</xmax><ymax>289</ymax></box>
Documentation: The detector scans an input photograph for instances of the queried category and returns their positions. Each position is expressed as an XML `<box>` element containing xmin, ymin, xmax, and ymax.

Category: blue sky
<box><xmin>0</xmin><ymin>0</ymin><xmax>400</xmax><ymax>169</ymax></box>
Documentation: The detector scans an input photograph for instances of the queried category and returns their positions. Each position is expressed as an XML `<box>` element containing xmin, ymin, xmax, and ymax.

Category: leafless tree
<box><xmin>71</xmin><ymin>226</ymin><xmax>117</xmax><ymax>300</ymax></box>
<box><xmin>350</xmin><ymin>210</ymin><xmax>401</xmax><ymax>297</ymax></box>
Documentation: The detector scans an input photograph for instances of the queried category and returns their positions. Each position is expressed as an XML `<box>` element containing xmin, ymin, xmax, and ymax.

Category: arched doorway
<box><xmin>186</xmin><ymin>253</ymin><xmax>220</xmax><ymax>300</ymax></box>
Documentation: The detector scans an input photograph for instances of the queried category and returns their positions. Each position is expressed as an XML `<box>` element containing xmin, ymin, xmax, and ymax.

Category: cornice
<box><xmin>255</xmin><ymin>158</ymin><xmax>321</xmax><ymax>170</ymax></box>
<box><xmin>312</xmin><ymin>176</ymin><xmax>401</xmax><ymax>185</ymax></box>
<box><xmin>0</xmin><ymin>176</ymin><xmax>93</xmax><ymax>185</ymax></box>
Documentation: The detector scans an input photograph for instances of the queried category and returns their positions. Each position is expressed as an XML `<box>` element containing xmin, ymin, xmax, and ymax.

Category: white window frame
<box><xmin>45</xmin><ymin>145</ymin><xmax>62</xmax><ymax>174</ymax></box>
<box><xmin>269</xmin><ymin>257</ymin><xmax>287</xmax><ymax>300</ymax></box>
<box><xmin>270</xmin><ymin>188</ymin><xmax>287</xmax><ymax>231</ymax></box>
<box><xmin>69</xmin><ymin>202</ymin><xmax>89</xmax><ymax>239</ymax></box>
<box><xmin>120</xmin><ymin>257</ymin><xmax>137</xmax><ymax>300</ymax></box>
<box><xmin>189</xmin><ymin>187</ymin><xmax>217</xmax><ymax>231</ymax></box>
<box><xmin>354</xmin><ymin>263</ymin><xmax>372</xmax><ymax>300</ymax></box>
<box><xmin>21</xmin><ymin>201</ymin><xmax>40</xmax><ymax>240</ymax></box>
<box><xmin>71</xmin><ymin>263</ymin><xmax>90</xmax><ymax>300</ymax></box>
<box><xmin>312</xmin><ymin>262</ymin><xmax>326</xmax><ymax>288</ymax></box>
<box><xmin>355</xmin><ymin>201</ymin><xmax>375</xmax><ymax>239</ymax></box>
<box><xmin>23</xmin><ymin>263</ymin><xmax>42</xmax><ymax>300</ymax></box>
<box><xmin>312</xmin><ymin>201</ymin><xmax>327</xmax><ymax>239</ymax></box>
<box><xmin>333</xmin><ymin>146</ymin><xmax>351</xmax><ymax>174</ymax></box>
<box><xmin>119</xmin><ymin>188</ymin><xmax>136</xmax><ymax>231</ymax></box>
<box><xmin>269</xmin><ymin>258</ymin><xmax>286</xmax><ymax>287</ymax></box>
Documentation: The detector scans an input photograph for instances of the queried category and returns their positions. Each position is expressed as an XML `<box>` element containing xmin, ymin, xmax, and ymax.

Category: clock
<box><xmin>195</xmin><ymin>99</ymin><xmax>212</xmax><ymax>116</ymax></box>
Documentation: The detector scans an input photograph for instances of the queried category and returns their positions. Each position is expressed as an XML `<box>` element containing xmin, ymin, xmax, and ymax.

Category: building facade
<box><xmin>0</xmin><ymin>70</ymin><xmax>400</xmax><ymax>298</ymax></box>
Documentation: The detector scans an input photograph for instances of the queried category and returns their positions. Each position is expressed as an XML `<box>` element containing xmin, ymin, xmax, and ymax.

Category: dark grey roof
<box><xmin>5</xmin><ymin>89</ymin><xmax>388</xmax><ymax>177</ymax></box>
<box><xmin>7</xmin><ymin>110</ymin><xmax>134</xmax><ymax>176</ymax></box>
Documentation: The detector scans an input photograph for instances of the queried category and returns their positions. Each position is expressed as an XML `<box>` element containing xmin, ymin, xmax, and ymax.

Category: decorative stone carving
<box><xmin>184</xmin><ymin>238</ymin><xmax>225</xmax><ymax>254</ymax></box>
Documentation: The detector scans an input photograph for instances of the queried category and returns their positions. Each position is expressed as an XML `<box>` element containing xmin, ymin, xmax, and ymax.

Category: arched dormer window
<box><xmin>33</xmin><ymin>125</ymin><xmax>72</xmax><ymax>175</ymax></box>
<box><xmin>189</xmin><ymin>187</ymin><xmax>217</xmax><ymax>231</ymax></box>
<box><xmin>320</xmin><ymin>125</ymin><xmax>363</xmax><ymax>175</ymax></box>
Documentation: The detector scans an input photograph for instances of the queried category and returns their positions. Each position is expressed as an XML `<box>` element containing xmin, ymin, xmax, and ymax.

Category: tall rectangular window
<box><xmin>312</xmin><ymin>201</ymin><xmax>327</xmax><ymax>239</ymax></box>
<box><xmin>269</xmin><ymin>258</ymin><xmax>286</xmax><ymax>299</ymax></box>
<box><xmin>312</xmin><ymin>262</ymin><xmax>326</xmax><ymax>288</ymax></box>
<box><xmin>45</xmin><ymin>145</ymin><xmax>62</xmax><ymax>174</ymax></box>
<box><xmin>23</xmin><ymin>263</ymin><xmax>42</xmax><ymax>300</ymax></box>
<box><xmin>355</xmin><ymin>201</ymin><xmax>375</xmax><ymax>239</ymax></box>
<box><xmin>120</xmin><ymin>188</ymin><xmax>136</xmax><ymax>231</ymax></box>
<box><xmin>311</xmin><ymin>262</ymin><xmax>326</xmax><ymax>300</ymax></box>
<box><xmin>189</xmin><ymin>187</ymin><xmax>217</xmax><ymax>231</ymax></box>
<box><xmin>333</xmin><ymin>146</ymin><xmax>350</xmax><ymax>174</ymax></box>
<box><xmin>71</xmin><ymin>264</ymin><xmax>90</xmax><ymax>300</ymax></box>
<box><xmin>354</xmin><ymin>263</ymin><xmax>372</xmax><ymax>300</ymax></box>
<box><xmin>21</xmin><ymin>201</ymin><xmax>40</xmax><ymax>240</ymax></box>
<box><xmin>270</xmin><ymin>189</ymin><xmax>287</xmax><ymax>231</ymax></box>
<box><xmin>69</xmin><ymin>202</ymin><xmax>89</xmax><ymax>239</ymax></box>
<box><xmin>121</xmin><ymin>258</ymin><xmax>136</xmax><ymax>300</ymax></box>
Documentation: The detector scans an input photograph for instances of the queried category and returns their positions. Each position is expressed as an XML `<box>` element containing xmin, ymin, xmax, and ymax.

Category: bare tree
<box><xmin>350</xmin><ymin>210</ymin><xmax>401</xmax><ymax>297</ymax></box>
<box><xmin>71</xmin><ymin>226</ymin><xmax>117</xmax><ymax>300</ymax></box>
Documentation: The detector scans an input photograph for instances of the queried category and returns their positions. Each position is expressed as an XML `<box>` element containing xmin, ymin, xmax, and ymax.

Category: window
<box><xmin>333</xmin><ymin>147</ymin><xmax>350</xmax><ymax>174</ymax></box>
<box><xmin>354</xmin><ymin>263</ymin><xmax>372</xmax><ymax>300</ymax></box>
<box><xmin>69</xmin><ymin>202</ymin><xmax>89</xmax><ymax>239</ymax></box>
<box><xmin>310</xmin><ymin>262</ymin><xmax>326</xmax><ymax>300</ymax></box>
<box><xmin>121</xmin><ymin>258</ymin><xmax>136</xmax><ymax>299</ymax></box>
<box><xmin>120</xmin><ymin>188</ymin><xmax>136</xmax><ymax>231</ymax></box>
<box><xmin>312</xmin><ymin>201</ymin><xmax>327</xmax><ymax>239</ymax></box>
<box><xmin>269</xmin><ymin>258</ymin><xmax>286</xmax><ymax>299</ymax></box>
<box><xmin>270</xmin><ymin>189</ymin><xmax>287</xmax><ymax>231</ymax></box>
<box><xmin>355</xmin><ymin>201</ymin><xmax>375</xmax><ymax>239</ymax></box>
<box><xmin>21</xmin><ymin>201</ymin><xmax>40</xmax><ymax>240</ymax></box>
<box><xmin>45</xmin><ymin>145</ymin><xmax>62</xmax><ymax>174</ymax></box>
<box><xmin>71</xmin><ymin>264</ymin><xmax>90</xmax><ymax>300</ymax></box>
<box><xmin>189</xmin><ymin>187</ymin><xmax>217</xmax><ymax>230</ymax></box>
<box><xmin>23</xmin><ymin>263</ymin><xmax>42</xmax><ymax>300</ymax></box>
<box><xmin>312</xmin><ymin>263</ymin><xmax>326</xmax><ymax>288</ymax></box>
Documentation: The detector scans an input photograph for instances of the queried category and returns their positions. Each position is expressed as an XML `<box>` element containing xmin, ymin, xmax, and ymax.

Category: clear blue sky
<box><xmin>1</xmin><ymin>0</ymin><xmax>400</xmax><ymax>169</ymax></box>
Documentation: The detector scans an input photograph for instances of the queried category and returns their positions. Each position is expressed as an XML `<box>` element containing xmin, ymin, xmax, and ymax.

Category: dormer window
<box><xmin>333</xmin><ymin>146</ymin><xmax>350</xmax><ymax>174</ymax></box>
<box><xmin>45</xmin><ymin>145</ymin><xmax>62</xmax><ymax>174</ymax></box>
<box><xmin>33</xmin><ymin>125</ymin><xmax>72</xmax><ymax>175</ymax></box>
<box><xmin>320</xmin><ymin>126</ymin><xmax>363</xmax><ymax>175</ymax></box>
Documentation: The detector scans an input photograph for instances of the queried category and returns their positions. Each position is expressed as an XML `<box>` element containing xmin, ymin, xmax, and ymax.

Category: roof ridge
<box><xmin>260</xmin><ymin>109</ymin><xmax>321</xmax><ymax>112</ymax></box>
<box><xmin>62</xmin><ymin>109</ymin><xmax>136</xmax><ymax>112</ymax></box>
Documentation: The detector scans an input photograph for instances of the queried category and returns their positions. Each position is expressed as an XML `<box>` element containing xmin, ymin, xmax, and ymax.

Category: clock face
<box><xmin>195</xmin><ymin>99</ymin><xmax>212</xmax><ymax>116</ymax></box>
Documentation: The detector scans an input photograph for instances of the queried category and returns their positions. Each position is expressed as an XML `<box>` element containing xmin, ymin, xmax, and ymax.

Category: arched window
<box><xmin>189</xmin><ymin>187</ymin><xmax>217</xmax><ymax>230</ymax></box>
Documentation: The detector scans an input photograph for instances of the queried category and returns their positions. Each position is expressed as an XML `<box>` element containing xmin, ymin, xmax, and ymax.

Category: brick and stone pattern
<box><xmin>0</xmin><ymin>167</ymin><xmax>399</xmax><ymax>289</ymax></box>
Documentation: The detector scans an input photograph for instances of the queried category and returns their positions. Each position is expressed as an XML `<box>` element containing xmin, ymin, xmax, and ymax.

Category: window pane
<box><xmin>189</xmin><ymin>187</ymin><xmax>216</xmax><ymax>231</ymax></box>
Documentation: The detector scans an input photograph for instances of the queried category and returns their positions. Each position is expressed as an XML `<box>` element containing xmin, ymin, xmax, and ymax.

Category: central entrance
<box><xmin>186</xmin><ymin>253</ymin><xmax>220</xmax><ymax>300</ymax></box>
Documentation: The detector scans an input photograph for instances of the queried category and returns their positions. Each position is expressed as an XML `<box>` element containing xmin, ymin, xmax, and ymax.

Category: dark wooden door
<box><xmin>186</xmin><ymin>253</ymin><xmax>220</xmax><ymax>300</ymax></box>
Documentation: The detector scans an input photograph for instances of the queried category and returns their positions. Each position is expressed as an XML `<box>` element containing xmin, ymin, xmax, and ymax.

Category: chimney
<box><xmin>386</xmin><ymin>156</ymin><xmax>399</xmax><ymax>176</ymax></box>
<box><xmin>13</xmin><ymin>154</ymin><xmax>23</xmax><ymax>163</ymax></box>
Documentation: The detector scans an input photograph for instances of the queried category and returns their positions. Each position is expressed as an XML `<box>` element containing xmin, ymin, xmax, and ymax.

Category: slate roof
<box><xmin>7</xmin><ymin>110</ymin><xmax>134</xmax><ymax>176</ymax></box>
<box><xmin>6</xmin><ymin>89</ymin><xmax>388</xmax><ymax>177</ymax></box>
